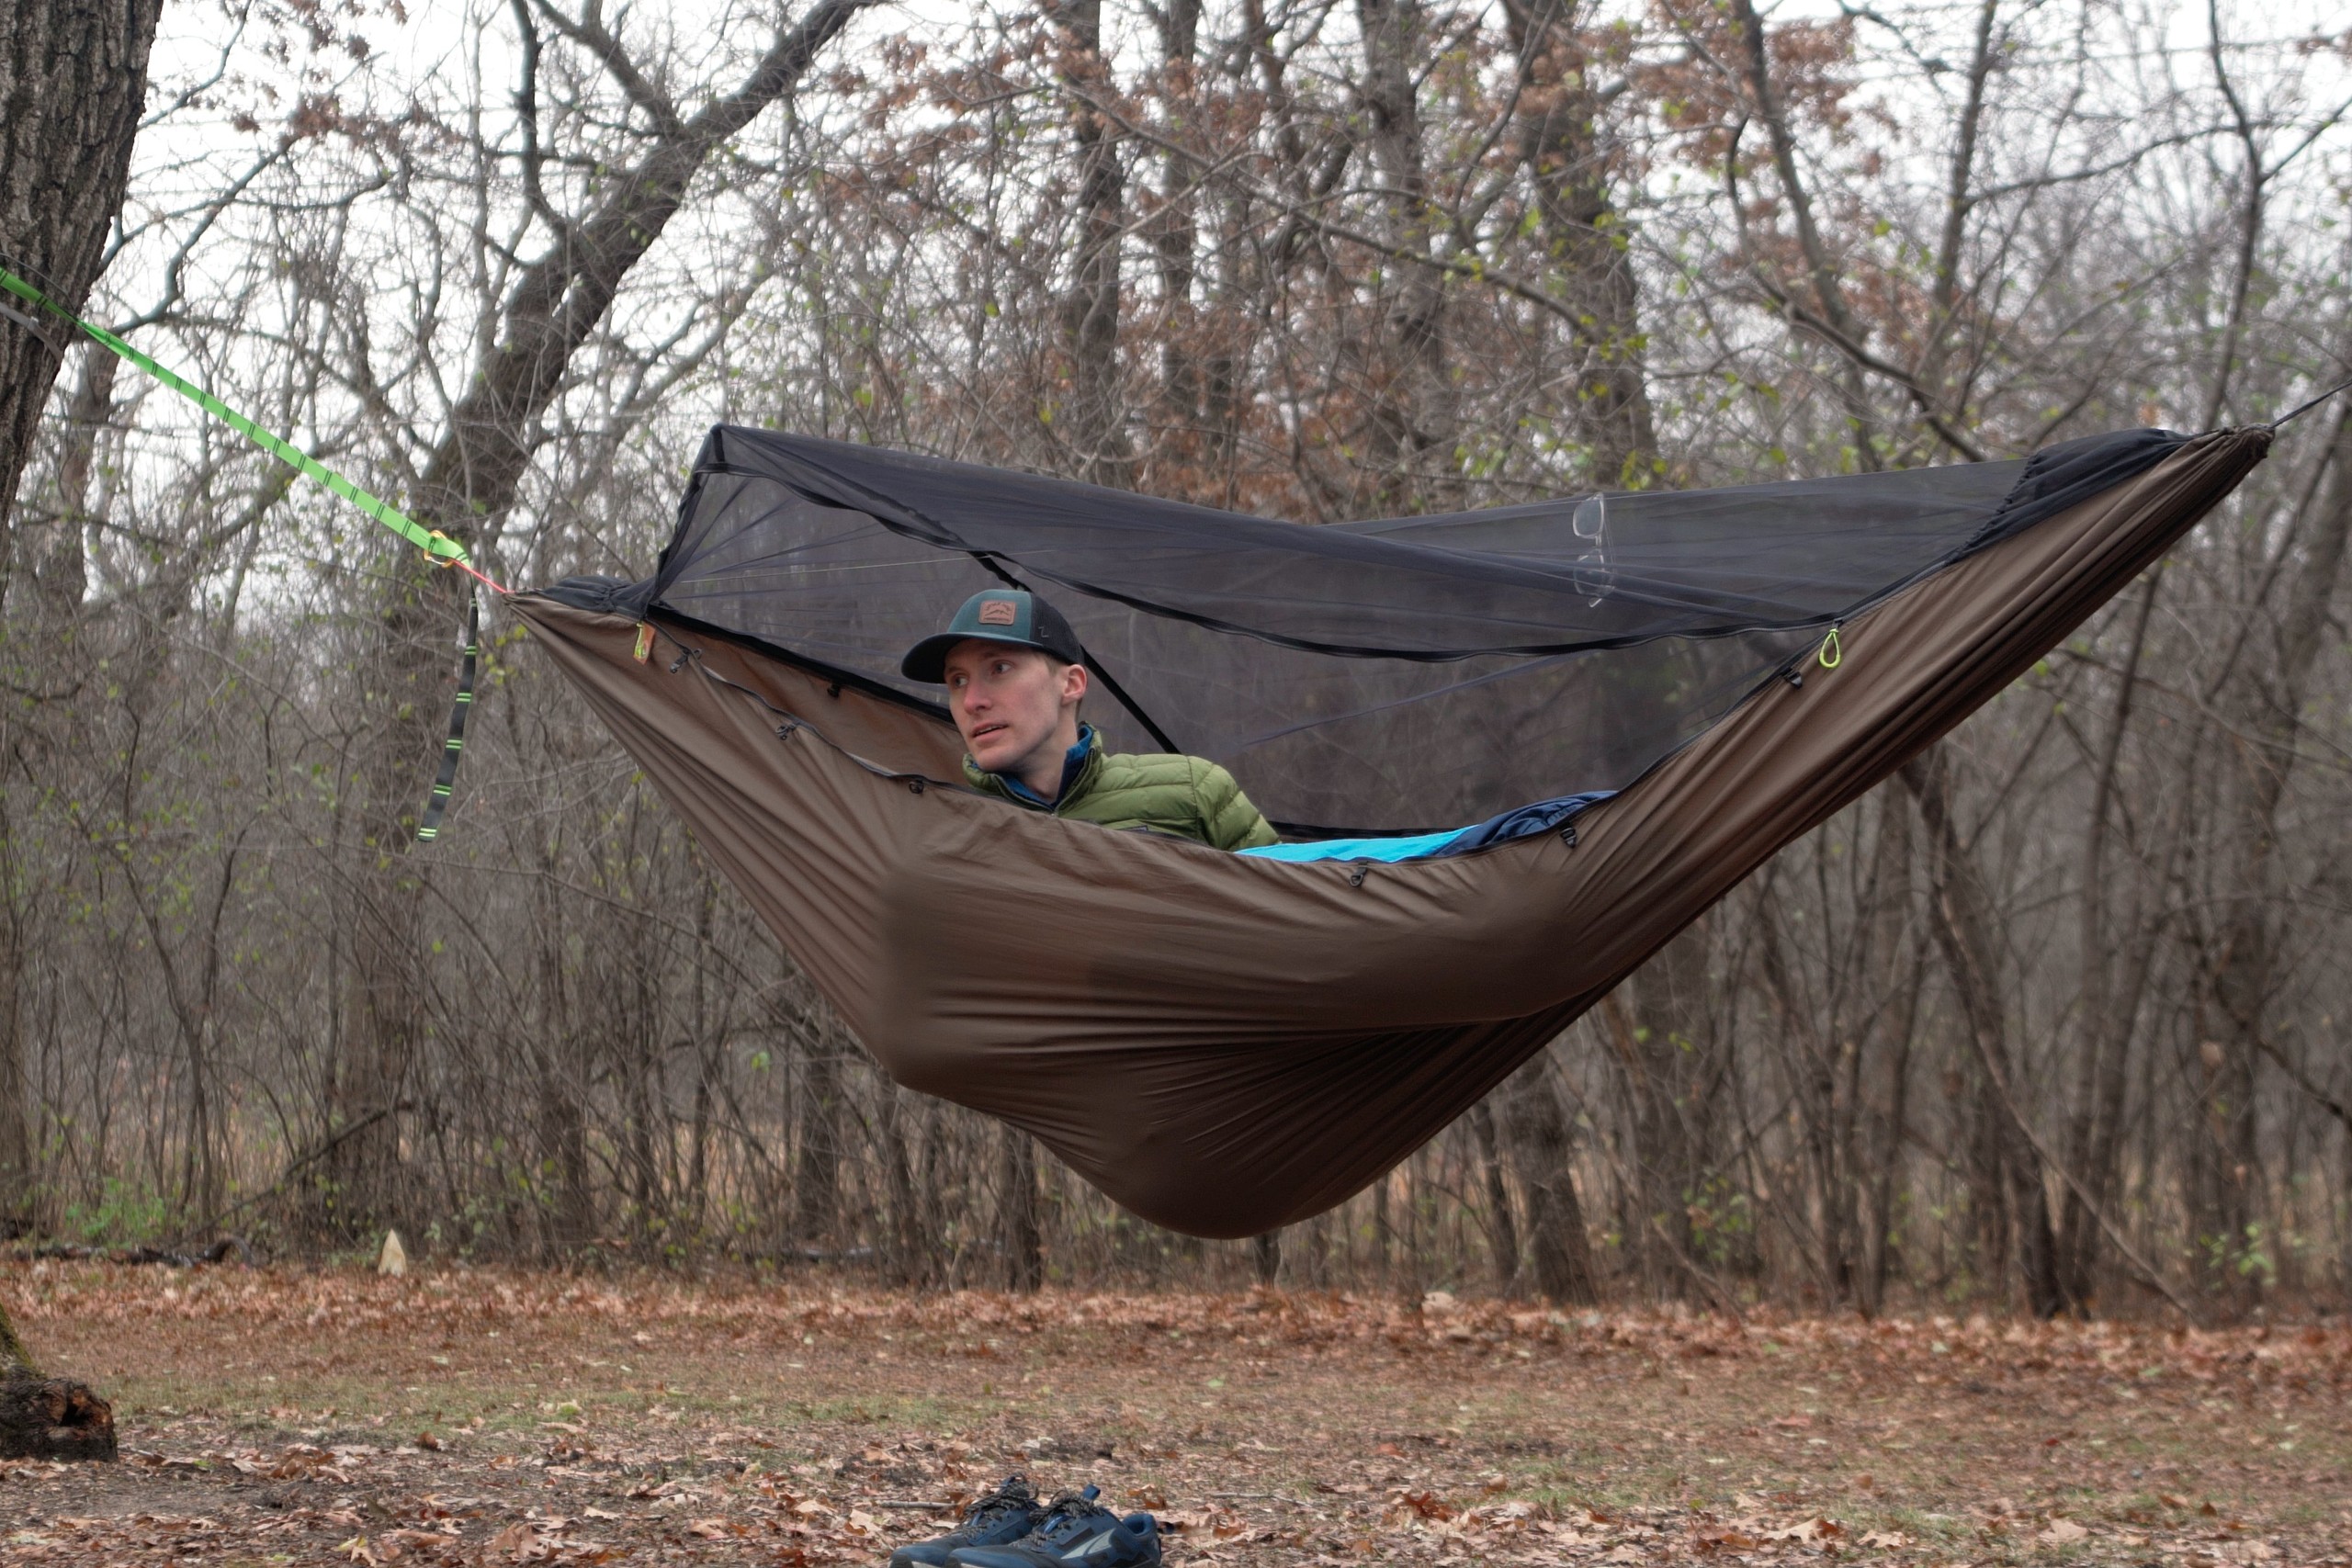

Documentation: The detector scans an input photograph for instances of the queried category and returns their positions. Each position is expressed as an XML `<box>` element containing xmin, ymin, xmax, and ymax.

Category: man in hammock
<box><xmin>901</xmin><ymin>589</ymin><xmax>1280</xmax><ymax>852</ymax></box>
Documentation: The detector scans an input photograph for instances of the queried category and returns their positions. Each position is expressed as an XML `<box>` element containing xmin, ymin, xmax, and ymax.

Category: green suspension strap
<box><xmin>0</xmin><ymin>265</ymin><xmax>478</xmax><ymax>569</ymax></box>
<box><xmin>0</xmin><ymin>261</ymin><xmax>504</xmax><ymax>842</ymax></box>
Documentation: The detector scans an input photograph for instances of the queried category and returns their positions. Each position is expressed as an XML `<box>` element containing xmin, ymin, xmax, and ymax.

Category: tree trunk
<box><xmin>1355</xmin><ymin>0</ymin><xmax>1457</xmax><ymax>509</ymax></box>
<box><xmin>0</xmin><ymin>0</ymin><xmax>161</xmax><ymax>1420</ymax></box>
<box><xmin>0</xmin><ymin>1298</ymin><xmax>27</xmax><ymax>1371</ymax></box>
<box><xmin>2062</xmin><ymin>578</ymin><xmax>2198</xmax><ymax>1310</ymax></box>
<box><xmin>1858</xmin><ymin>788</ymin><xmax>1920</xmax><ymax>1317</ymax></box>
<box><xmin>1252</xmin><ymin>1229</ymin><xmax>1282</xmax><ymax>1285</ymax></box>
<box><xmin>794</xmin><ymin>1044</ymin><xmax>843</xmax><ymax>1245</ymax></box>
<box><xmin>0</xmin><ymin>1363</ymin><xmax>114</xmax><ymax>1461</ymax></box>
<box><xmin>1610</xmin><ymin>923</ymin><xmax>1719</xmax><ymax>1296</ymax></box>
<box><xmin>1503</xmin><ymin>0</ymin><xmax>1657</xmax><ymax>489</ymax></box>
<box><xmin>1148</xmin><ymin>0</ymin><xmax>1203</xmax><ymax>466</ymax></box>
<box><xmin>0</xmin><ymin>0</ymin><xmax>164</xmax><ymax>543</ymax></box>
<box><xmin>1000</xmin><ymin>1125</ymin><xmax>1043</xmax><ymax>1292</ymax></box>
<box><xmin>1468</xmin><ymin>1099</ymin><xmax>1521</xmax><ymax>1287</ymax></box>
<box><xmin>1503</xmin><ymin>1055</ymin><xmax>1598</xmax><ymax>1303</ymax></box>
<box><xmin>1752</xmin><ymin>881</ymin><xmax>1860</xmax><ymax>1306</ymax></box>
<box><xmin>1902</xmin><ymin>745</ymin><xmax>2064</xmax><ymax>1317</ymax></box>
<box><xmin>0</xmin><ymin>877</ymin><xmax>27</xmax><ymax>1229</ymax></box>
<box><xmin>1051</xmin><ymin>0</ymin><xmax>1130</xmax><ymax>487</ymax></box>
<box><xmin>0</xmin><ymin>1302</ymin><xmax>112</xmax><ymax>1461</ymax></box>
<box><xmin>329</xmin><ymin>0</ymin><xmax>867</xmax><ymax>1235</ymax></box>
<box><xmin>873</xmin><ymin>1082</ymin><xmax>927</xmax><ymax>1284</ymax></box>
<box><xmin>2193</xmin><ymin>398</ymin><xmax>2352</xmax><ymax>1291</ymax></box>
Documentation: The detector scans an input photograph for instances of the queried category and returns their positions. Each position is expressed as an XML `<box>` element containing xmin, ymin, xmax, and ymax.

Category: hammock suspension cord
<box><xmin>0</xmin><ymin>259</ymin><xmax>505</xmax><ymax>839</ymax></box>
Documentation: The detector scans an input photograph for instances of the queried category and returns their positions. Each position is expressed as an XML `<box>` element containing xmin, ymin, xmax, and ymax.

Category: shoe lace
<box><xmin>1035</xmin><ymin>1489</ymin><xmax>1111</xmax><ymax>1537</ymax></box>
<box><xmin>964</xmin><ymin>1478</ymin><xmax>1036</xmax><ymax>1529</ymax></box>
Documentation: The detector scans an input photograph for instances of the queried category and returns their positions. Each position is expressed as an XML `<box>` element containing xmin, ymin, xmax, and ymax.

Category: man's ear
<box><xmin>1062</xmin><ymin>663</ymin><xmax>1091</xmax><ymax>707</ymax></box>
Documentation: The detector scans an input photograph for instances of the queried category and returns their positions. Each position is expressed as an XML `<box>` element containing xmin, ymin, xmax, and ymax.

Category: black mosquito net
<box><xmin>556</xmin><ymin>425</ymin><xmax>2185</xmax><ymax>835</ymax></box>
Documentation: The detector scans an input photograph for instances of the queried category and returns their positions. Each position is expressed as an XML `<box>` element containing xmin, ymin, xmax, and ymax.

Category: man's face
<box><xmin>942</xmin><ymin>639</ymin><xmax>1085</xmax><ymax>775</ymax></box>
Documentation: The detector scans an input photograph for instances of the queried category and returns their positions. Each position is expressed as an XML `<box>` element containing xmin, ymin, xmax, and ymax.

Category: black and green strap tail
<box><xmin>414</xmin><ymin>586</ymin><xmax>481</xmax><ymax>844</ymax></box>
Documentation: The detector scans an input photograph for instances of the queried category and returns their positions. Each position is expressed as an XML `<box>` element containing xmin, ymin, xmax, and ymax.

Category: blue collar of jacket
<box><xmin>971</xmin><ymin>723</ymin><xmax>1100</xmax><ymax>807</ymax></box>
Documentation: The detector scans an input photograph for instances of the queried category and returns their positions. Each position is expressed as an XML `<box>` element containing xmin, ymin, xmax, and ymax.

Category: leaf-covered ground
<box><xmin>2</xmin><ymin>1263</ymin><xmax>2346</xmax><ymax>1565</ymax></box>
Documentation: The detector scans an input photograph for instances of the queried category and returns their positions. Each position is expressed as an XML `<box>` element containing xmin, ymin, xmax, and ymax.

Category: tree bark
<box><xmin>0</xmin><ymin>1363</ymin><xmax>114</xmax><ymax>1461</ymax></box>
<box><xmin>0</xmin><ymin>856</ymin><xmax>27</xmax><ymax>1227</ymax></box>
<box><xmin>1902</xmin><ymin>745</ymin><xmax>2064</xmax><ymax>1317</ymax></box>
<box><xmin>794</xmin><ymin>1044</ymin><xmax>843</xmax><ymax>1245</ymax></box>
<box><xmin>0</xmin><ymin>0</ymin><xmax>164</xmax><ymax>546</ymax></box>
<box><xmin>1609</xmin><ymin>926</ymin><xmax>1720</xmax><ymax>1296</ymax></box>
<box><xmin>1354</xmin><ymin>0</ymin><xmax>1457</xmax><ymax>508</ymax></box>
<box><xmin>1752</xmin><ymin>880</ymin><xmax>1860</xmax><ymax>1305</ymax></box>
<box><xmin>1503</xmin><ymin>1055</ymin><xmax>1597</xmax><ymax>1303</ymax></box>
<box><xmin>1147</xmin><ymin>0</ymin><xmax>1203</xmax><ymax>467</ymax></box>
<box><xmin>1503</xmin><ymin>0</ymin><xmax>1657</xmax><ymax>488</ymax></box>
<box><xmin>1050</xmin><ymin>0</ymin><xmax>1131</xmax><ymax>487</ymax></box>
<box><xmin>2061</xmin><ymin>575</ymin><xmax>2196</xmax><ymax>1309</ymax></box>
<box><xmin>2193</xmin><ymin>398</ymin><xmax>2352</xmax><ymax>1289</ymax></box>
<box><xmin>873</xmin><ymin>1082</ymin><xmax>927</xmax><ymax>1284</ymax></box>
<box><xmin>999</xmin><ymin>1125</ymin><xmax>1043</xmax><ymax>1292</ymax></box>
<box><xmin>0</xmin><ymin>0</ymin><xmax>160</xmax><ymax>1417</ymax></box>
<box><xmin>0</xmin><ymin>1297</ymin><xmax>112</xmax><ymax>1461</ymax></box>
<box><xmin>1858</xmin><ymin>789</ymin><xmax>1920</xmax><ymax>1317</ymax></box>
<box><xmin>1468</xmin><ymin>1099</ymin><xmax>1521</xmax><ymax>1287</ymax></box>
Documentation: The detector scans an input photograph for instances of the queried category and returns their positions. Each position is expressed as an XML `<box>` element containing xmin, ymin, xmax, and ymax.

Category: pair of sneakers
<box><xmin>888</xmin><ymin>1475</ymin><xmax>1162</xmax><ymax>1567</ymax></box>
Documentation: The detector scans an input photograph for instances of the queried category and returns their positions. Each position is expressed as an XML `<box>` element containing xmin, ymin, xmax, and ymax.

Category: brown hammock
<box><xmin>512</xmin><ymin>426</ymin><xmax>2267</xmax><ymax>1238</ymax></box>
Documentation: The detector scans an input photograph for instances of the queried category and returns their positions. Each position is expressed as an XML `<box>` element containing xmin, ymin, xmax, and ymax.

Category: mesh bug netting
<box><xmin>553</xmin><ymin>424</ymin><xmax>2186</xmax><ymax>836</ymax></box>
<box><xmin>515</xmin><ymin>425</ymin><xmax>2264</xmax><ymax>1234</ymax></box>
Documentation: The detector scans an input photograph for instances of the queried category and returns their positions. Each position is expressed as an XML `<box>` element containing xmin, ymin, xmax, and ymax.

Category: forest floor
<box><xmin>0</xmin><ymin>1263</ymin><xmax>2346</xmax><ymax>1567</ymax></box>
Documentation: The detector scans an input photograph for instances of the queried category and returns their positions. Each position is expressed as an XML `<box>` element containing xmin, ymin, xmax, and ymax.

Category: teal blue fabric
<box><xmin>1240</xmin><ymin>830</ymin><xmax>1469</xmax><ymax>863</ymax></box>
<box><xmin>1238</xmin><ymin>790</ymin><xmax>1612</xmax><ymax>862</ymax></box>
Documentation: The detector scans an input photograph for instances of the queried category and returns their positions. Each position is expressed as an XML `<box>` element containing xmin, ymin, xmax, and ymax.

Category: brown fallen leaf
<box><xmin>486</xmin><ymin>1521</ymin><xmax>551</xmax><ymax>1562</ymax></box>
<box><xmin>1696</xmin><ymin>1526</ymin><xmax>1762</xmax><ymax>1551</ymax></box>
<box><xmin>2040</xmin><ymin>1518</ymin><xmax>2090</xmax><ymax>1543</ymax></box>
<box><xmin>1386</xmin><ymin>1489</ymin><xmax>1454</xmax><ymax>1522</ymax></box>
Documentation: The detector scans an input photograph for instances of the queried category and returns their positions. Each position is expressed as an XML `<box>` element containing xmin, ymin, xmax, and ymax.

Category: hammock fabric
<box><xmin>515</xmin><ymin>424</ymin><xmax>2267</xmax><ymax>1238</ymax></box>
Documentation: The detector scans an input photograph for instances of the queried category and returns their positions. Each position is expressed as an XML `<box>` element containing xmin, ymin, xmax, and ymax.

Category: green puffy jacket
<box><xmin>964</xmin><ymin>728</ymin><xmax>1279</xmax><ymax>852</ymax></box>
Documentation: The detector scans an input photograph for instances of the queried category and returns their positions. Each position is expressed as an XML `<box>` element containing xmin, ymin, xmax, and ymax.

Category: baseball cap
<box><xmin>900</xmin><ymin>588</ymin><xmax>1087</xmax><ymax>683</ymax></box>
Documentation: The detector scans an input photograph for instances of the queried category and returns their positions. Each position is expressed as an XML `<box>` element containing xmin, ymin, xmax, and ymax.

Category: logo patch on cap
<box><xmin>977</xmin><ymin>599</ymin><xmax>1019</xmax><ymax>626</ymax></box>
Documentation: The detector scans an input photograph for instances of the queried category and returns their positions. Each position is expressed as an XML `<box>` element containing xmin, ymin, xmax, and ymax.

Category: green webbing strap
<box><xmin>0</xmin><ymin>261</ymin><xmax>493</xmax><ymax>843</ymax></box>
<box><xmin>0</xmin><ymin>265</ymin><xmax>469</xmax><ymax>567</ymax></box>
<box><xmin>414</xmin><ymin>584</ymin><xmax>481</xmax><ymax>843</ymax></box>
